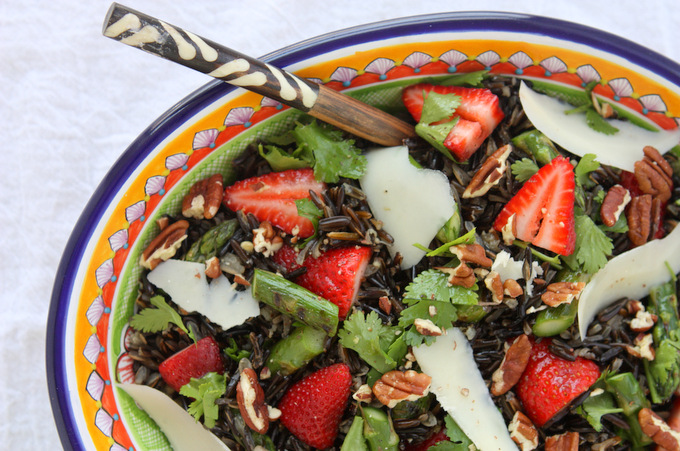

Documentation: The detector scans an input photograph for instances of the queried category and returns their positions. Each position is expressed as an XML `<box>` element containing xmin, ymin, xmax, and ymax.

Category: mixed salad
<box><xmin>121</xmin><ymin>73</ymin><xmax>680</xmax><ymax>451</ymax></box>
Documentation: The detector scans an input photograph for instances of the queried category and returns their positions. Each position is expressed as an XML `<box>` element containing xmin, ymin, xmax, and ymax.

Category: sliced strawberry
<box><xmin>223</xmin><ymin>168</ymin><xmax>326</xmax><ymax>238</ymax></box>
<box><xmin>158</xmin><ymin>336</ymin><xmax>225</xmax><ymax>392</ymax></box>
<box><xmin>442</xmin><ymin>118</ymin><xmax>486</xmax><ymax>162</ymax></box>
<box><xmin>516</xmin><ymin>339</ymin><xmax>600</xmax><ymax>427</ymax></box>
<box><xmin>493</xmin><ymin>156</ymin><xmax>576</xmax><ymax>256</ymax></box>
<box><xmin>278</xmin><ymin>363</ymin><xmax>352</xmax><ymax>449</ymax></box>
<box><xmin>272</xmin><ymin>244</ymin><xmax>372</xmax><ymax>319</ymax></box>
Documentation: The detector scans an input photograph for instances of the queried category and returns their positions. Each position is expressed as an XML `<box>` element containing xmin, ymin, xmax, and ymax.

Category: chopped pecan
<box><xmin>508</xmin><ymin>411</ymin><xmax>538</xmax><ymax>451</ymax></box>
<box><xmin>626</xmin><ymin>299</ymin><xmax>645</xmax><ymax>315</ymax></box>
<box><xmin>491</xmin><ymin>334</ymin><xmax>532</xmax><ymax>396</ymax></box>
<box><xmin>541</xmin><ymin>282</ymin><xmax>585</xmax><ymax>307</ymax></box>
<box><xmin>436</xmin><ymin>264</ymin><xmax>476</xmax><ymax>288</ymax></box>
<box><xmin>378</xmin><ymin>296</ymin><xmax>392</xmax><ymax>315</ymax></box>
<box><xmin>372</xmin><ymin>370</ymin><xmax>432</xmax><ymax>408</ymax></box>
<box><xmin>503</xmin><ymin>279</ymin><xmax>523</xmax><ymax>299</ymax></box>
<box><xmin>630</xmin><ymin>309</ymin><xmax>658</xmax><ymax>333</ymax></box>
<box><xmin>252</xmin><ymin>221</ymin><xmax>283</xmax><ymax>257</ymax></box>
<box><xmin>353</xmin><ymin>384</ymin><xmax>373</xmax><ymax>403</ymax></box>
<box><xmin>627</xmin><ymin>194</ymin><xmax>653</xmax><ymax>247</ymax></box>
<box><xmin>626</xmin><ymin>333</ymin><xmax>655</xmax><ymax>360</ymax></box>
<box><xmin>600</xmin><ymin>184</ymin><xmax>631</xmax><ymax>227</ymax></box>
<box><xmin>463</xmin><ymin>144</ymin><xmax>513</xmax><ymax>198</ymax></box>
<box><xmin>450</xmin><ymin>243</ymin><xmax>493</xmax><ymax>267</ymax></box>
<box><xmin>414</xmin><ymin>318</ymin><xmax>443</xmax><ymax>336</ymax></box>
<box><xmin>140</xmin><ymin>220</ymin><xmax>189</xmax><ymax>270</ymax></box>
<box><xmin>639</xmin><ymin>408</ymin><xmax>680</xmax><ymax>450</ymax></box>
<box><xmin>635</xmin><ymin>147</ymin><xmax>673</xmax><ymax>203</ymax></box>
<box><xmin>182</xmin><ymin>174</ymin><xmax>224</xmax><ymax>219</ymax></box>
<box><xmin>484</xmin><ymin>271</ymin><xmax>504</xmax><ymax>304</ymax></box>
<box><xmin>204</xmin><ymin>256</ymin><xmax>222</xmax><ymax>279</ymax></box>
<box><xmin>236</xmin><ymin>367</ymin><xmax>269</xmax><ymax>434</ymax></box>
<box><xmin>545</xmin><ymin>431</ymin><xmax>579</xmax><ymax>451</ymax></box>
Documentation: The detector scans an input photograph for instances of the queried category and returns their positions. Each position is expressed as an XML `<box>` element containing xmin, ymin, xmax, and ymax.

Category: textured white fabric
<box><xmin>1</xmin><ymin>0</ymin><xmax>678</xmax><ymax>448</ymax></box>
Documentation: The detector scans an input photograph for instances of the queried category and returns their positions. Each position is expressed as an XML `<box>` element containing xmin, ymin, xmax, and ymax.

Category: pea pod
<box><xmin>266</xmin><ymin>324</ymin><xmax>328</xmax><ymax>376</ymax></box>
<box><xmin>184</xmin><ymin>219</ymin><xmax>238</xmax><ymax>263</ymax></box>
<box><xmin>251</xmin><ymin>269</ymin><xmax>339</xmax><ymax>336</ymax></box>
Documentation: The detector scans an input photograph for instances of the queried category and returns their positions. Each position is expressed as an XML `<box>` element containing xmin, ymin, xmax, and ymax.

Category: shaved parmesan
<box><xmin>118</xmin><ymin>383</ymin><xmax>231</xmax><ymax>451</ymax></box>
<box><xmin>578</xmin><ymin>224</ymin><xmax>680</xmax><ymax>340</ymax></box>
<box><xmin>519</xmin><ymin>81</ymin><xmax>680</xmax><ymax>172</ymax></box>
<box><xmin>413</xmin><ymin>328</ymin><xmax>518</xmax><ymax>451</ymax></box>
<box><xmin>147</xmin><ymin>259</ymin><xmax>260</xmax><ymax>331</ymax></box>
<box><xmin>360</xmin><ymin>145</ymin><xmax>455</xmax><ymax>269</ymax></box>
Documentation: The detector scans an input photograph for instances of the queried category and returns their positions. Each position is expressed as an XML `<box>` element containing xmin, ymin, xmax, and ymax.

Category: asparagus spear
<box><xmin>644</xmin><ymin>274</ymin><xmax>680</xmax><ymax>403</ymax></box>
<box><xmin>362</xmin><ymin>406</ymin><xmax>399</xmax><ymax>451</ymax></box>
<box><xmin>266</xmin><ymin>324</ymin><xmax>327</xmax><ymax>375</ymax></box>
<box><xmin>605</xmin><ymin>372</ymin><xmax>653</xmax><ymax>448</ymax></box>
<box><xmin>512</xmin><ymin>129</ymin><xmax>560</xmax><ymax>165</ymax></box>
<box><xmin>184</xmin><ymin>219</ymin><xmax>238</xmax><ymax>263</ymax></box>
<box><xmin>251</xmin><ymin>269</ymin><xmax>339</xmax><ymax>336</ymax></box>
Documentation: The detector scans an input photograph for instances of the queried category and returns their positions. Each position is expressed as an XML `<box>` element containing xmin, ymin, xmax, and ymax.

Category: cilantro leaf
<box><xmin>404</xmin><ymin>269</ymin><xmax>478</xmax><ymax>304</ymax></box>
<box><xmin>562</xmin><ymin>214</ymin><xmax>613</xmax><ymax>274</ymax></box>
<box><xmin>575</xmin><ymin>153</ymin><xmax>600</xmax><ymax>189</ymax></box>
<box><xmin>338</xmin><ymin>311</ymin><xmax>398</xmax><ymax>373</ymax></box>
<box><xmin>179</xmin><ymin>372</ymin><xmax>227</xmax><ymax>428</ymax></box>
<box><xmin>576</xmin><ymin>389</ymin><xmax>623</xmax><ymax>432</ymax></box>
<box><xmin>293</xmin><ymin>120</ymin><xmax>366</xmax><ymax>183</ymax></box>
<box><xmin>415</xmin><ymin>120</ymin><xmax>459</xmax><ymax>160</ymax></box>
<box><xmin>258</xmin><ymin>143</ymin><xmax>312</xmax><ymax>172</ymax></box>
<box><xmin>295</xmin><ymin>198</ymin><xmax>323</xmax><ymax>232</ymax></box>
<box><xmin>224</xmin><ymin>337</ymin><xmax>251</xmax><ymax>362</ymax></box>
<box><xmin>399</xmin><ymin>300</ymin><xmax>459</xmax><ymax>346</ymax></box>
<box><xmin>420</xmin><ymin>91</ymin><xmax>461</xmax><ymax>124</ymax></box>
<box><xmin>511</xmin><ymin>158</ymin><xmax>539</xmax><ymax>182</ymax></box>
<box><xmin>585</xmin><ymin>108</ymin><xmax>619</xmax><ymax>135</ymax></box>
<box><xmin>130</xmin><ymin>295</ymin><xmax>196</xmax><ymax>342</ymax></box>
<box><xmin>599</xmin><ymin>213</ymin><xmax>628</xmax><ymax>234</ymax></box>
<box><xmin>437</xmin><ymin>70</ymin><xmax>488</xmax><ymax>87</ymax></box>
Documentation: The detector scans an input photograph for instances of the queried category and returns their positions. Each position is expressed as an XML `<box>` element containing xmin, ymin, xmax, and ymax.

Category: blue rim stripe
<box><xmin>47</xmin><ymin>11</ymin><xmax>680</xmax><ymax>450</ymax></box>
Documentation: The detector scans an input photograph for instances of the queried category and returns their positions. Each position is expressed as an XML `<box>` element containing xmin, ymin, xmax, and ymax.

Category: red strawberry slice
<box><xmin>278</xmin><ymin>363</ymin><xmax>352</xmax><ymax>449</ymax></box>
<box><xmin>516</xmin><ymin>339</ymin><xmax>600</xmax><ymax>427</ymax></box>
<box><xmin>272</xmin><ymin>244</ymin><xmax>372</xmax><ymax>319</ymax></box>
<box><xmin>402</xmin><ymin>83</ymin><xmax>504</xmax><ymax>161</ymax></box>
<box><xmin>223</xmin><ymin>168</ymin><xmax>326</xmax><ymax>238</ymax></box>
<box><xmin>158</xmin><ymin>336</ymin><xmax>225</xmax><ymax>392</ymax></box>
<box><xmin>493</xmin><ymin>156</ymin><xmax>576</xmax><ymax>256</ymax></box>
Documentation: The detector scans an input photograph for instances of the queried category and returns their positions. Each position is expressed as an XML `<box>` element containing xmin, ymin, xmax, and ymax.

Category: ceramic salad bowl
<box><xmin>47</xmin><ymin>11</ymin><xmax>680</xmax><ymax>451</ymax></box>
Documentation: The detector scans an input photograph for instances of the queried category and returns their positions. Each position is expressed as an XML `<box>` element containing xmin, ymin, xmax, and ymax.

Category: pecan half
<box><xmin>236</xmin><ymin>367</ymin><xmax>269</xmax><ymax>434</ymax></box>
<box><xmin>463</xmin><ymin>144</ymin><xmax>513</xmax><ymax>198</ymax></box>
<box><xmin>503</xmin><ymin>279</ymin><xmax>523</xmax><ymax>299</ymax></box>
<box><xmin>450</xmin><ymin>243</ymin><xmax>493</xmax><ymax>267</ymax></box>
<box><xmin>140</xmin><ymin>220</ymin><xmax>189</xmax><ymax>270</ymax></box>
<box><xmin>436</xmin><ymin>264</ymin><xmax>476</xmax><ymax>288</ymax></box>
<box><xmin>634</xmin><ymin>146</ymin><xmax>674</xmax><ymax>203</ymax></box>
<box><xmin>491</xmin><ymin>334</ymin><xmax>532</xmax><ymax>396</ymax></box>
<box><xmin>182</xmin><ymin>174</ymin><xmax>224</xmax><ymax>219</ymax></box>
<box><xmin>639</xmin><ymin>408</ymin><xmax>680</xmax><ymax>450</ymax></box>
<box><xmin>600</xmin><ymin>184</ymin><xmax>631</xmax><ymax>227</ymax></box>
<box><xmin>627</xmin><ymin>194</ymin><xmax>653</xmax><ymax>247</ymax></box>
<box><xmin>204</xmin><ymin>256</ymin><xmax>222</xmax><ymax>279</ymax></box>
<box><xmin>508</xmin><ymin>411</ymin><xmax>538</xmax><ymax>451</ymax></box>
<box><xmin>545</xmin><ymin>431</ymin><xmax>579</xmax><ymax>451</ymax></box>
<box><xmin>372</xmin><ymin>370</ymin><xmax>432</xmax><ymax>408</ymax></box>
<box><xmin>541</xmin><ymin>282</ymin><xmax>585</xmax><ymax>307</ymax></box>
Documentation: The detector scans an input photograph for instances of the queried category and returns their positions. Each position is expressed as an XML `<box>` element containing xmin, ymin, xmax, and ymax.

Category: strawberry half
<box><xmin>158</xmin><ymin>336</ymin><xmax>225</xmax><ymax>392</ymax></box>
<box><xmin>493</xmin><ymin>156</ymin><xmax>576</xmax><ymax>256</ymax></box>
<box><xmin>272</xmin><ymin>244</ymin><xmax>372</xmax><ymax>319</ymax></box>
<box><xmin>402</xmin><ymin>83</ymin><xmax>505</xmax><ymax>161</ymax></box>
<box><xmin>516</xmin><ymin>339</ymin><xmax>600</xmax><ymax>427</ymax></box>
<box><xmin>223</xmin><ymin>168</ymin><xmax>326</xmax><ymax>238</ymax></box>
<box><xmin>278</xmin><ymin>363</ymin><xmax>352</xmax><ymax>449</ymax></box>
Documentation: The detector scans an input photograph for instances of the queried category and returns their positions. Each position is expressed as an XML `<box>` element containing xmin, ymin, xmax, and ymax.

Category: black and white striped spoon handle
<box><xmin>103</xmin><ymin>3</ymin><xmax>415</xmax><ymax>146</ymax></box>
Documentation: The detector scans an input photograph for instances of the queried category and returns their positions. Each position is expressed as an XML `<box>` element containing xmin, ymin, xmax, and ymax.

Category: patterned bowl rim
<box><xmin>47</xmin><ymin>10</ymin><xmax>680</xmax><ymax>451</ymax></box>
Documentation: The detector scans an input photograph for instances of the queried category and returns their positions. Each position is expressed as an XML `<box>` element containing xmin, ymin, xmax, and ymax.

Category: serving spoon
<box><xmin>102</xmin><ymin>3</ymin><xmax>415</xmax><ymax>147</ymax></box>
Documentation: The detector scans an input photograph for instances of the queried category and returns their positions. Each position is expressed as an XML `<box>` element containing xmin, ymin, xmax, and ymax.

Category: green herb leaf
<box><xmin>576</xmin><ymin>389</ymin><xmax>623</xmax><ymax>432</ymax></box>
<box><xmin>224</xmin><ymin>337</ymin><xmax>251</xmax><ymax>362</ymax></box>
<box><xmin>511</xmin><ymin>158</ymin><xmax>540</xmax><ymax>182</ymax></box>
<box><xmin>420</xmin><ymin>91</ymin><xmax>461</xmax><ymax>124</ymax></box>
<box><xmin>295</xmin><ymin>198</ymin><xmax>323</xmax><ymax>231</ymax></box>
<box><xmin>422</xmin><ymin>228</ymin><xmax>477</xmax><ymax>257</ymax></box>
<box><xmin>404</xmin><ymin>269</ymin><xmax>479</xmax><ymax>304</ymax></box>
<box><xmin>258</xmin><ymin>144</ymin><xmax>312</xmax><ymax>172</ymax></box>
<box><xmin>436</xmin><ymin>70</ymin><xmax>488</xmax><ymax>87</ymax></box>
<box><xmin>415</xmin><ymin>120</ymin><xmax>459</xmax><ymax>160</ymax></box>
<box><xmin>561</xmin><ymin>214</ymin><xmax>613</xmax><ymax>274</ymax></box>
<box><xmin>585</xmin><ymin>108</ymin><xmax>619</xmax><ymax>135</ymax></box>
<box><xmin>398</xmin><ymin>300</ymin><xmax>459</xmax><ymax>346</ymax></box>
<box><xmin>338</xmin><ymin>311</ymin><xmax>398</xmax><ymax>373</ymax></box>
<box><xmin>574</xmin><ymin>153</ymin><xmax>600</xmax><ymax>189</ymax></box>
<box><xmin>130</xmin><ymin>295</ymin><xmax>196</xmax><ymax>342</ymax></box>
<box><xmin>293</xmin><ymin>120</ymin><xmax>367</xmax><ymax>183</ymax></box>
<box><xmin>179</xmin><ymin>372</ymin><xmax>227</xmax><ymax>428</ymax></box>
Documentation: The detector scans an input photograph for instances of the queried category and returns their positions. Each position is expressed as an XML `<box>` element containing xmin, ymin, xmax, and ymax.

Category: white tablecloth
<box><xmin>2</xmin><ymin>0</ymin><xmax>678</xmax><ymax>448</ymax></box>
